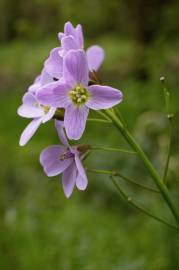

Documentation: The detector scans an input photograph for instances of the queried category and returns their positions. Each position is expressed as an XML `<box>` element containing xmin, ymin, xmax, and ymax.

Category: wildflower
<box><xmin>45</xmin><ymin>22</ymin><xmax>104</xmax><ymax>80</ymax></box>
<box><xmin>37</xmin><ymin>49</ymin><xmax>123</xmax><ymax>140</ymax></box>
<box><xmin>40</xmin><ymin>121</ymin><xmax>88</xmax><ymax>198</ymax></box>
<box><xmin>18</xmin><ymin>92</ymin><xmax>55</xmax><ymax>146</ymax></box>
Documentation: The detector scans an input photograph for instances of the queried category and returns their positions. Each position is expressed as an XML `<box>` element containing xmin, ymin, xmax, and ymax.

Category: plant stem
<box><xmin>163</xmin><ymin>118</ymin><xmax>172</xmax><ymax>184</ymax></box>
<box><xmin>87</xmin><ymin>168</ymin><xmax>159</xmax><ymax>193</ymax></box>
<box><xmin>104</xmin><ymin>109</ymin><xmax>179</xmax><ymax>224</ymax></box>
<box><xmin>92</xmin><ymin>146</ymin><xmax>136</xmax><ymax>155</ymax></box>
<box><xmin>87</xmin><ymin>118</ymin><xmax>111</xmax><ymax>124</ymax></box>
<box><xmin>111</xmin><ymin>176</ymin><xmax>179</xmax><ymax>231</ymax></box>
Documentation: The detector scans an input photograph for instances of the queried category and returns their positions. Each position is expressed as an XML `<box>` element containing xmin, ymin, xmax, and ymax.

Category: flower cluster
<box><xmin>18</xmin><ymin>22</ymin><xmax>123</xmax><ymax>197</ymax></box>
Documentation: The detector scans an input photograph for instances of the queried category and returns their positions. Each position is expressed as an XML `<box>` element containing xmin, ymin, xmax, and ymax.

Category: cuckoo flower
<box><xmin>18</xmin><ymin>92</ymin><xmax>56</xmax><ymax>146</ymax></box>
<box><xmin>40</xmin><ymin>120</ymin><xmax>88</xmax><ymax>198</ymax></box>
<box><xmin>37</xmin><ymin>49</ymin><xmax>123</xmax><ymax>140</ymax></box>
<box><xmin>45</xmin><ymin>22</ymin><xmax>83</xmax><ymax>78</ymax></box>
<box><xmin>45</xmin><ymin>22</ymin><xmax>104</xmax><ymax>79</ymax></box>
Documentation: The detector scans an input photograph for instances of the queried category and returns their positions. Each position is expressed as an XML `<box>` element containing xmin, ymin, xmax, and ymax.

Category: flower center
<box><xmin>40</xmin><ymin>105</ymin><xmax>50</xmax><ymax>114</ymax></box>
<box><xmin>69</xmin><ymin>85</ymin><xmax>89</xmax><ymax>105</ymax></box>
<box><xmin>59</xmin><ymin>150</ymin><xmax>74</xmax><ymax>161</ymax></box>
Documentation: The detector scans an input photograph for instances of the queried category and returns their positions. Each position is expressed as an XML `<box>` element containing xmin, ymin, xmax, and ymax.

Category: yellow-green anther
<box><xmin>69</xmin><ymin>84</ymin><xmax>89</xmax><ymax>106</ymax></box>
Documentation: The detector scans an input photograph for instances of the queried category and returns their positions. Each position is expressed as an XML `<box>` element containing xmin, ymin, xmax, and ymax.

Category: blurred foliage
<box><xmin>0</xmin><ymin>0</ymin><xmax>179</xmax><ymax>269</ymax></box>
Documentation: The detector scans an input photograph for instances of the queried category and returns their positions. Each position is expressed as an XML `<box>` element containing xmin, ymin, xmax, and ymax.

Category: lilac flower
<box><xmin>37</xmin><ymin>49</ymin><xmax>123</xmax><ymax>140</ymax></box>
<box><xmin>45</xmin><ymin>22</ymin><xmax>104</xmax><ymax>80</ymax></box>
<box><xmin>58</xmin><ymin>21</ymin><xmax>84</xmax><ymax>52</ymax></box>
<box><xmin>40</xmin><ymin>121</ymin><xmax>88</xmax><ymax>198</ymax></box>
<box><xmin>18</xmin><ymin>92</ymin><xmax>56</xmax><ymax>146</ymax></box>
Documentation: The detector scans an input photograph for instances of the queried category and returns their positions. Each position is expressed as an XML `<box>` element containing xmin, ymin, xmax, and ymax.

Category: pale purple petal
<box><xmin>18</xmin><ymin>92</ymin><xmax>44</xmax><ymax>118</ymax></box>
<box><xmin>58</xmin><ymin>32</ymin><xmax>65</xmax><ymax>41</ymax></box>
<box><xmin>64</xmin><ymin>104</ymin><xmax>89</xmax><ymax>140</ymax></box>
<box><xmin>75</xmin><ymin>154</ymin><xmax>88</xmax><ymax>190</ymax></box>
<box><xmin>40</xmin><ymin>145</ymin><xmax>73</xmax><ymax>177</ymax></box>
<box><xmin>28</xmin><ymin>78</ymin><xmax>41</xmax><ymax>94</ymax></box>
<box><xmin>76</xmin><ymin>24</ymin><xmax>84</xmax><ymax>48</ymax></box>
<box><xmin>19</xmin><ymin>118</ymin><xmax>42</xmax><ymax>146</ymax></box>
<box><xmin>17</xmin><ymin>104</ymin><xmax>44</xmax><ymax>118</ymax></box>
<box><xmin>40</xmin><ymin>68</ymin><xmax>54</xmax><ymax>85</ymax></box>
<box><xmin>61</xmin><ymin>35</ymin><xmax>78</xmax><ymax>51</ymax></box>
<box><xmin>42</xmin><ymin>107</ymin><xmax>56</xmax><ymax>123</ymax></box>
<box><xmin>44</xmin><ymin>47</ymin><xmax>63</xmax><ymax>79</ymax></box>
<box><xmin>62</xmin><ymin>162</ymin><xmax>77</xmax><ymax>198</ymax></box>
<box><xmin>64</xmin><ymin>21</ymin><xmax>76</xmax><ymax>36</ymax></box>
<box><xmin>86</xmin><ymin>45</ymin><xmax>105</xmax><ymax>71</ymax></box>
<box><xmin>55</xmin><ymin>120</ymin><xmax>69</xmax><ymax>146</ymax></box>
<box><xmin>37</xmin><ymin>82</ymin><xmax>71</xmax><ymax>108</ymax></box>
<box><xmin>63</xmin><ymin>50</ymin><xmax>88</xmax><ymax>85</ymax></box>
<box><xmin>87</xmin><ymin>85</ymin><xmax>123</xmax><ymax>110</ymax></box>
<box><xmin>22</xmin><ymin>92</ymin><xmax>37</xmax><ymax>105</ymax></box>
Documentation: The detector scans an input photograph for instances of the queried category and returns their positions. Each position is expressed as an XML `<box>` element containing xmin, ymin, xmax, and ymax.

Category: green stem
<box><xmin>87</xmin><ymin>118</ymin><xmax>111</xmax><ymax>124</ymax></box>
<box><xmin>87</xmin><ymin>168</ymin><xmax>159</xmax><ymax>193</ymax></box>
<box><xmin>92</xmin><ymin>146</ymin><xmax>136</xmax><ymax>155</ymax></box>
<box><xmin>163</xmin><ymin>118</ymin><xmax>172</xmax><ymax>184</ymax></box>
<box><xmin>105</xmin><ymin>109</ymin><xmax>179</xmax><ymax>224</ymax></box>
<box><xmin>96</xmin><ymin>110</ymin><xmax>111</xmax><ymax>121</ymax></box>
<box><xmin>111</xmin><ymin>176</ymin><xmax>179</xmax><ymax>231</ymax></box>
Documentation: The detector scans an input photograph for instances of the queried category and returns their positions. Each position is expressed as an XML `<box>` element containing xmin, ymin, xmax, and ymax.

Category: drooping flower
<box><xmin>18</xmin><ymin>92</ymin><xmax>56</xmax><ymax>146</ymax></box>
<box><xmin>37</xmin><ymin>49</ymin><xmax>123</xmax><ymax>140</ymax></box>
<box><xmin>40</xmin><ymin>120</ymin><xmax>88</xmax><ymax>198</ymax></box>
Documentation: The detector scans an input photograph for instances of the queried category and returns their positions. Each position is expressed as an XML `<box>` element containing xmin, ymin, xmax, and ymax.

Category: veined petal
<box><xmin>44</xmin><ymin>47</ymin><xmax>63</xmax><ymax>79</ymax></box>
<box><xmin>86</xmin><ymin>45</ymin><xmax>105</xmax><ymax>71</ymax></box>
<box><xmin>40</xmin><ymin>145</ymin><xmax>73</xmax><ymax>177</ymax></box>
<box><xmin>87</xmin><ymin>85</ymin><xmax>123</xmax><ymax>110</ymax></box>
<box><xmin>75</xmin><ymin>154</ymin><xmax>88</xmax><ymax>190</ymax></box>
<box><xmin>61</xmin><ymin>35</ymin><xmax>78</xmax><ymax>51</ymax></box>
<box><xmin>63</xmin><ymin>50</ymin><xmax>88</xmax><ymax>85</ymax></box>
<box><xmin>37</xmin><ymin>82</ymin><xmax>71</xmax><ymax>108</ymax></box>
<box><xmin>62</xmin><ymin>162</ymin><xmax>77</xmax><ymax>198</ymax></box>
<box><xmin>64</xmin><ymin>104</ymin><xmax>89</xmax><ymax>140</ymax></box>
<box><xmin>55</xmin><ymin>120</ymin><xmax>69</xmax><ymax>147</ymax></box>
<box><xmin>19</xmin><ymin>118</ymin><xmax>42</xmax><ymax>146</ymax></box>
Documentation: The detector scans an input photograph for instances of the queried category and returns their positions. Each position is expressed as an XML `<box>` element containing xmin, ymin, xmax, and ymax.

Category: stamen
<box><xmin>69</xmin><ymin>84</ymin><xmax>89</xmax><ymax>105</ymax></box>
<box><xmin>59</xmin><ymin>151</ymin><xmax>74</xmax><ymax>161</ymax></box>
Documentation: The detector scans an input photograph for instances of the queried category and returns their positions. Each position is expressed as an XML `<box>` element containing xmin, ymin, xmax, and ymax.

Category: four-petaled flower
<box><xmin>40</xmin><ymin>121</ymin><xmax>88</xmax><ymax>198</ymax></box>
<box><xmin>37</xmin><ymin>49</ymin><xmax>123</xmax><ymax>140</ymax></box>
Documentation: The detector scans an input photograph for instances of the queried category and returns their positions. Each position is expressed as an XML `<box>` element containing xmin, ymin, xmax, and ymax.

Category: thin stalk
<box><xmin>92</xmin><ymin>146</ymin><xmax>136</xmax><ymax>155</ymax></box>
<box><xmin>160</xmin><ymin>77</ymin><xmax>174</xmax><ymax>183</ymax></box>
<box><xmin>163</xmin><ymin>118</ymin><xmax>172</xmax><ymax>184</ymax></box>
<box><xmin>87</xmin><ymin>168</ymin><xmax>159</xmax><ymax>193</ymax></box>
<box><xmin>104</xmin><ymin>109</ymin><xmax>179</xmax><ymax>224</ymax></box>
<box><xmin>111</xmin><ymin>176</ymin><xmax>179</xmax><ymax>231</ymax></box>
<box><xmin>87</xmin><ymin>118</ymin><xmax>111</xmax><ymax>124</ymax></box>
<box><xmin>96</xmin><ymin>110</ymin><xmax>111</xmax><ymax>121</ymax></box>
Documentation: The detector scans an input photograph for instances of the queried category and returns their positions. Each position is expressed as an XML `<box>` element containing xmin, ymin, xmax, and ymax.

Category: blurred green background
<box><xmin>0</xmin><ymin>0</ymin><xmax>179</xmax><ymax>269</ymax></box>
